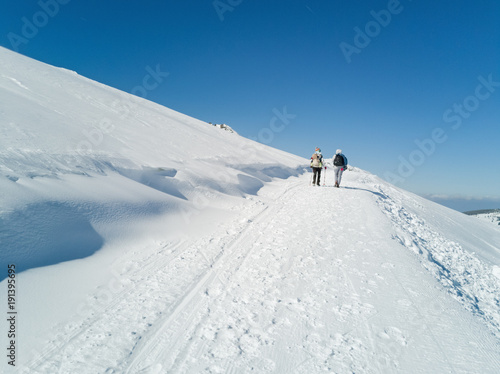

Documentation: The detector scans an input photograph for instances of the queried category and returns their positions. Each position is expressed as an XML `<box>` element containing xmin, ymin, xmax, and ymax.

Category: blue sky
<box><xmin>2</xmin><ymin>0</ymin><xmax>499</xmax><ymax>211</ymax></box>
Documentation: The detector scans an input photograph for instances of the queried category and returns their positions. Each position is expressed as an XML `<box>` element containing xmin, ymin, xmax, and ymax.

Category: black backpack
<box><xmin>333</xmin><ymin>154</ymin><xmax>344</xmax><ymax>166</ymax></box>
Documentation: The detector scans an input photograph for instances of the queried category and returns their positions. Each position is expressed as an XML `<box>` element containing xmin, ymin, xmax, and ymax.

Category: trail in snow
<box><xmin>19</xmin><ymin>170</ymin><xmax>500</xmax><ymax>374</ymax></box>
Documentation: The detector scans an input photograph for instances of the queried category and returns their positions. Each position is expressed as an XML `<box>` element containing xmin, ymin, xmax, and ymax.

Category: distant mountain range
<box><xmin>464</xmin><ymin>209</ymin><xmax>500</xmax><ymax>226</ymax></box>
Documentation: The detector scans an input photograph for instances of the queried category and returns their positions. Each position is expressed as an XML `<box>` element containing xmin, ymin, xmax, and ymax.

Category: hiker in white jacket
<box><xmin>332</xmin><ymin>149</ymin><xmax>348</xmax><ymax>188</ymax></box>
<box><xmin>310</xmin><ymin>147</ymin><xmax>324</xmax><ymax>186</ymax></box>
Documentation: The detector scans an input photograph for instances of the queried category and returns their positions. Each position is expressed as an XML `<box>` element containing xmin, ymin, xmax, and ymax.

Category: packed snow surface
<box><xmin>1</xmin><ymin>47</ymin><xmax>500</xmax><ymax>373</ymax></box>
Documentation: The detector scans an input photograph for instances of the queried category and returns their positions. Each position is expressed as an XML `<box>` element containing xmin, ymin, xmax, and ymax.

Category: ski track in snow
<box><xmin>19</xmin><ymin>172</ymin><xmax>500</xmax><ymax>374</ymax></box>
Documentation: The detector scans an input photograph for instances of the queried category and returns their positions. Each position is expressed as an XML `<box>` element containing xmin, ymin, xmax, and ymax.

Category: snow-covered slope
<box><xmin>1</xmin><ymin>47</ymin><xmax>500</xmax><ymax>373</ymax></box>
<box><xmin>0</xmin><ymin>46</ymin><xmax>305</xmax><ymax>281</ymax></box>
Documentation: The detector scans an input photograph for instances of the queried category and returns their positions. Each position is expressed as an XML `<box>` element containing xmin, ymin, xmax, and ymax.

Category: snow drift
<box><xmin>1</xmin><ymin>47</ymin><xmax>500</xmax><ymax>373</ymax></box>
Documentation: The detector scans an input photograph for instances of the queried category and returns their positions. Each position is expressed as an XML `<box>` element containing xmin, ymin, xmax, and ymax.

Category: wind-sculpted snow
<box><xmin>235</xmin><ymin>164</ymin><xmax>304</xmax><ymax>181</ymax></box>
<box><xmin>0</xmin><ymin>157</ymin><xmax>306</xmax><ymax>280</ymax></box>
<box><xmin>0</xmin><ymin>202</ymin><xmax>103</xmax><ymax>281</ymax></box>
<box><xmin>117</xmin><ymin>167</ymin><xmax>187</xmax><ymax>200</ymax></box>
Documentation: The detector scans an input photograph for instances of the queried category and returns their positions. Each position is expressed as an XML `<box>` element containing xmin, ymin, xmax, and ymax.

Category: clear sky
<box><xmin>1</xmin><ymin>0</ymin><xmax>499</xmax><ymax>212</ymax></box>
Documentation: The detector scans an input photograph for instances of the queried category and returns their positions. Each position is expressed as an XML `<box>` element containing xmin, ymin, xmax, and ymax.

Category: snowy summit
<box><xmin>1</xmin><ymin>47</ymin><xmax>500</xmax><ymax>373</ymax></box>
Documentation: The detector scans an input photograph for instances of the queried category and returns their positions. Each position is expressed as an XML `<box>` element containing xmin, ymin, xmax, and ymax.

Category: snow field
<box><xmin>18</xmin><ymin>170</ymin><xmax>500</xmax><ymax>374</ymax></box>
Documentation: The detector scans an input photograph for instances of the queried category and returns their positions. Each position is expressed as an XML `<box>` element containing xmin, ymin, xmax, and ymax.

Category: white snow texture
<box><xmin>1</xmin><ymin>47</ymin><xmax>500</xmax><ymax>374</ymax></box>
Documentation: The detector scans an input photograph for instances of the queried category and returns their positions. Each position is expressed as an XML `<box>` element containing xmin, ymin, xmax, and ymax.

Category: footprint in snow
<box><xmin>493</xmin><ymin>266</ymin><xmax>500</xmax><ymax>280</ymax></box>
<box><xmin>380</xmin><ymin>326</ymin><xmax>408</xmax><ymax>347</ymax></box>
<box><xmin>397</xmin><ymin>299</ymin><xmax>412</xmax><ymax>308</ymax></box>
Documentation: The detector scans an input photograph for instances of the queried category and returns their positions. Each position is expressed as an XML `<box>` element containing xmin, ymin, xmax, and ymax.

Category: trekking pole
<box><xmin>323</xmin><ymin>166</ymin><xmax>327</xmax><ymax>186</ymax></box>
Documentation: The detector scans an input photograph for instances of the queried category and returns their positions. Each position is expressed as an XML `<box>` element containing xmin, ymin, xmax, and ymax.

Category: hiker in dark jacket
<box><xmin>332</xmin><ymin>149</ymin><xmax>348</xmax><ymax>187</ymax></box>
<box><xmin>310</xmin><ymin>147</ymin><xmax>323</xmax><ymax>186</ymax></box>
